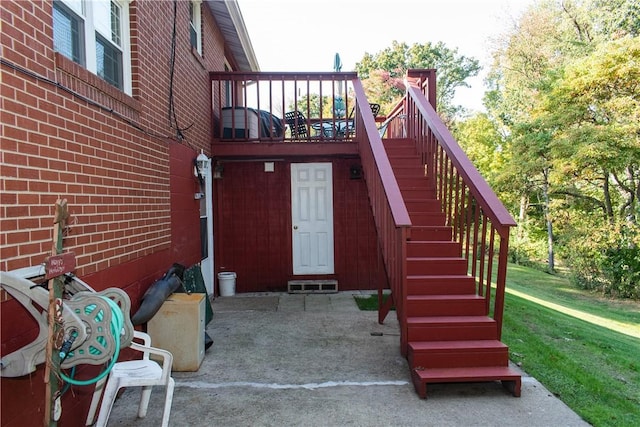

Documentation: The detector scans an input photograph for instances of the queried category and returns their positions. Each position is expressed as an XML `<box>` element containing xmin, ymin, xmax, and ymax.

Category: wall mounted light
<box><xmin>350</xmin><ymin>164</ymin><xmax>363</xmax><ymax>180</ymax></box>
<box><xmin>213</xmin><ymin>162</ymin><xmax>224</xmax><ymax>179</ymax></box>
<box><xmin>195</xmin><ymin>150</ymin><xmax>209</xmax><ymax>182</ymax></box>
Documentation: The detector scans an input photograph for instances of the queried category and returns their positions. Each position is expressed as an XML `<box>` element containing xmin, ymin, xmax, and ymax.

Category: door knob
<box><xmin>293</xmin><ymin>225</ymin><xmax>298</xmax><ymax>230</ymax></box>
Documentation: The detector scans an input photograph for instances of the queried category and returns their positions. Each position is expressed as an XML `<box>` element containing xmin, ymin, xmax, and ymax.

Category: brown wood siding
<box><xmin>213</xmin><ymin>158</ymin><xmax>387</xmax><ymax>293</ymax></box>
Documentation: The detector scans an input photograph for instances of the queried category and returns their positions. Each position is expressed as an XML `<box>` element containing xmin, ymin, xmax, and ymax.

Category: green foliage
<box><xmin>477</xmin><ymin>0</ymin><xmax>640</xmax><ymax>298</ymax></box>
<box><xmin>587</xmin><ymin>0</ymin><xmax>640</xmax><ymax>38</ymax></box>
<box><xmin>508</xmin><ymin>232</ymin><xmax>549</xmax><ymax>270</ymax></box>
<box><xmin>354</xmin><ymin>40</ymin><xmax>480</xmax><ymax>119</ymax></box>
<box><xmin>558</xmin><ymin>218</ymin><xmax>640</xmax><ymax>299</ymax></box>
<box><xmin>545</xmin><ymin>37</ymin><xmax>640</xmax><ymax>188</ymax></box>
<box><xmin>452</xmin><ymin>113</ymin><xmax>506</xmax><ymax>184</ymax></box>
<box><xmin>602</xmin><ymin>224</ymin><xmax>640</xmax><ymax>298</ymax></box>
<box><xmin>289</xmin><ymin>93</ymin><xmax>335</xmax><ymax>119</ymax></box>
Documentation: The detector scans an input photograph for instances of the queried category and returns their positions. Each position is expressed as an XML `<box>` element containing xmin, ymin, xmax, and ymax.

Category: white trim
<box><xmin>54</xmin><ymin>0</ymin><xmax>132</xmax><ymax>95</ymax></box>
<box><xmin>199</xmin><ymin>156</ymin><xmax>214</xmax><ymax>296</ymax></box>
<box><xmin>119</xmin><ymin>0</ymin><xmax>132</xmax><ymax>94</ymax></box>
<box><xmin>190</xmin><ymin>0</ymin><xmax>203</xmax><ymax>56</ymax></box>
<box><xmin>221</xmin><ymin>0</ymin><xmax>259</xmax><ymax>71</ymax></box>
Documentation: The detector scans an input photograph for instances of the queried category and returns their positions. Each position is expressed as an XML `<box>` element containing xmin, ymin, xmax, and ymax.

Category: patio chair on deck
<box><xmin>284</xmin><ymin>111</ymin><xmax>308</xmax><ymax>139</ymax></box>
<box><xmin>338</xmin><ymin>103</ymin><xmax>381</xmax><ymax>137</ymax></box>
<box><xmin>369</xmin><ymin>103</ymin><xmax>381</xmax><ymax>118</ymax></box>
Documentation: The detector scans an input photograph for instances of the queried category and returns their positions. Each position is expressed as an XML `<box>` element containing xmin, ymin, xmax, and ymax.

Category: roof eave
<box><xmin>205</xmin><ymin>0</ymin><xmax>259</xmax><ymax>71</ymax></box>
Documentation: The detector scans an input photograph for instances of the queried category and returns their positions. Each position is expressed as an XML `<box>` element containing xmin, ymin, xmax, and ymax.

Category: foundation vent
<box><xmin>287</xmin><ymin>280</ymin><xmax>338</xmax><ymax>294</ymax></box>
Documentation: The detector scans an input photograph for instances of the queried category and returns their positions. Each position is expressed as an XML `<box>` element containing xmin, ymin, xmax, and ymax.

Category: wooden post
<box><xmin>43</xmin><ymin>199</ymin><xmax>71</xmax><ymax>426</ymax></box>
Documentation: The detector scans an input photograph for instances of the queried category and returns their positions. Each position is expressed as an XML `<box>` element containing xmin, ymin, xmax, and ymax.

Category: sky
<box><xmin>236</xmin><ymin>0</ymin><xmax>536</xmax><ymax>112</ymax></box>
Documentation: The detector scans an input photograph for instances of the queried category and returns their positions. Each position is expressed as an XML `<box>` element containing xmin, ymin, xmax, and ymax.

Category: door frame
<box><xmin>290</xmin><ymin>162</ymin><xmax>334</xmax><ymax>275</ymax></box>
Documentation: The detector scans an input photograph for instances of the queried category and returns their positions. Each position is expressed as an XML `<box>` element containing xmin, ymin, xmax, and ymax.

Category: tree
<box><xmin>484</xmin><ymin>1</ymin><xmax>583</xmax><ymax>271</ymax></box>
<box><xmin>544</xmin><ymin>36</ymin><xmax>640</xmax><ymax>223</ymax></box>
<box><xmin>289</xmin><ymin>93</ymin><xmax>334</xmax><ymax>119</ymax></box>
<box><xmin>354</xmin><ymin>40</ymin><xmax>480</xmax><ymax>120</ymax></box>
<box><xmin>453</xmin><ymin>113</ymin><xmax>505</xmax><ymax>185</ymax></box>
<box><xmin>483</xmin><ymin>0</ymin><xmax>640</xmax><ymax>294</ymax></box>
<box><xmin>587</xmin><ymin>0</ymin><xmax>640</xmax><ymax>38</ymax></box>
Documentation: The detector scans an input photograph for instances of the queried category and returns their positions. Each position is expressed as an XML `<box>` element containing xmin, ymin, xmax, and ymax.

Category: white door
<box><xmin>291</xmin><ymin>163</ymin><xmax>334</xmax><ymax>275</ymax></box>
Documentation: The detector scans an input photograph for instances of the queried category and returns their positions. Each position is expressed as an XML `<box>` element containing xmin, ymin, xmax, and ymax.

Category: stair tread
<box><xmin>409</xmin><ymin>340</ymin><xmax>508</xmax><ymax>351</ymax></box>
<box><xmin>413</xmin><ymin>366</ymin><xmax>521</xmax><ymax>381</ymax></box>
<box><xmin>407</xmin><ymin>240</ymin><xmax>458</xmax><ymax>244</ymax></box>
<box><xmin>407</xmin><ymin>274</ymin><xmax>473</xmax><ymax>279</ymax></box>
<box><xmin>407</xmin><ymin>294</ymin><xmax>482</xmax><ymax>300</ymax></box>
<box><xmin>407</xmin><ymin>315</ymin><xmax>496</xmax><ymax>324</ymax></box>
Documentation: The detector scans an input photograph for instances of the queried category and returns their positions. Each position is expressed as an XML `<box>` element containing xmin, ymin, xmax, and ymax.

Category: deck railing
<box><xmin>209</xmin><ymin>72</ymin><xmax>360</xmax><ymax>143</ymax></box>
<box><xmin>387</xmin><ymin>69</ymin><xmax>517</xmax><ymax>338</ymax></box>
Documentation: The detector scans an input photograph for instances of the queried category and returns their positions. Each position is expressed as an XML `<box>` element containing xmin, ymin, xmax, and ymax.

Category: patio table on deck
<box><xmin>311</xmin><ymin>120</ymin><xmax>339</xmax><ymax>138</ymax></box>
<box><xmin>322</xmin><ymin>115</ymin><xmax>388</xmax><ymax>138</ymax></box>
<box><xmin>308</xmin><ymin>114</ymin><xmax>386</xmax><ymax>139</ymax></box>
<box><xmin>310</xmin><ymin>119</ymin><xmax>353</xmax><ymax>138</ymax></box>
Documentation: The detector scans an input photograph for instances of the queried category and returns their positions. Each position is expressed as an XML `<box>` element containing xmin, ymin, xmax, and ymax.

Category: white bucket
<box><xmin>217</xmin><ymin>272</ymin><xmax>236</xmax><ymax>296</ymax></box>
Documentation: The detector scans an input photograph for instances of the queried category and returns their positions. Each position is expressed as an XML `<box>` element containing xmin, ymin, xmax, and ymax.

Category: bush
<box><xmin>508</xmin><ymin>232</ymin><xmax>549</xmax><ymax>271</ymax></box>
<box><xmin>601</xmin><ymin>223</ymin><xmax>640</xmax><ymax>298</ymax></box>
<box><xmin>562</xmin><ymin>221</ymin><xmax>640</xmax><ymax>299</ymax></box>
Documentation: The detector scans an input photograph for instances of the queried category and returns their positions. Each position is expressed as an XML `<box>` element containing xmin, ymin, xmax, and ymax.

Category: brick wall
<box><xmin>1</xmin><ymin>1</ymin><xmax>233</xmax><ymax>425</ymax></box>
<box><xmin>1</xmin><ymin>0</ymin><xmax>224</xmax><ymax>277</ymax></box>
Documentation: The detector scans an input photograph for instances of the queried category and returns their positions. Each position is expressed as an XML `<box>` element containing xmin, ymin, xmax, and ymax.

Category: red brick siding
<box><xmin>1</xmin><ymin>60</ymin><xmax>172</xmax><ymax>276</ymax></box>
<box><xmin>1</xmin><ymin>1</ymin><xmax>233</xmax><ymax>425</ymax></box>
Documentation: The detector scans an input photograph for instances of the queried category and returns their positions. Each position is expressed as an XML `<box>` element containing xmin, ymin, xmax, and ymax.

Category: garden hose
<box><xmin>60</xmin><ymin>297</ymin><xmax>124</xmax><ymax>386</ymax></box>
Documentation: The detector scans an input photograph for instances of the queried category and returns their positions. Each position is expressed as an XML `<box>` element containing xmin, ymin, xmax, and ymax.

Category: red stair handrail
<box><xmin>395</xmin><ymin>72</ymin><xmax>516</xmax><ymax>339</ymax></box>
<box><xmin>350</xmin><ymin>79</ymin><xmax>412</xmax><ymax>350</ymax></box>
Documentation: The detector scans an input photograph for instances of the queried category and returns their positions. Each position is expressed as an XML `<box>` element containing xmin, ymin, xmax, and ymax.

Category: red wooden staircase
<box><xmin>384</xmin><ymin>138</ymin><xmax>521</xmax><ymax>399</ymax></box>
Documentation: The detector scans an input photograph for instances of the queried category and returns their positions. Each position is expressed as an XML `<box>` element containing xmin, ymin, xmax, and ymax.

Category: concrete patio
<box><xmin>105</xmin><ymin>292</ymin><xmax>589</xmax><ymax>427</ymax></box>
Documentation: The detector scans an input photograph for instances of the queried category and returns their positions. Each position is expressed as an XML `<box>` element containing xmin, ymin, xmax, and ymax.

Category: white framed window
<box><xmin>53</xmin><ymin>0</ymin><xmax>132</xmax><ymax>94</ymax></box>
<box><xmin>189</xmin><ymin>0</ymin><xmax>202</xmax><ymax>55</ymax></box>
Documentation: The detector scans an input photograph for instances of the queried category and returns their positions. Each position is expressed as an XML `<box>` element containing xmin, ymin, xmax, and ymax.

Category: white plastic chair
<box><xmin>85</xmin><ymin>331</ymin><xmax>175</xmax><ymax>427</ymax></box>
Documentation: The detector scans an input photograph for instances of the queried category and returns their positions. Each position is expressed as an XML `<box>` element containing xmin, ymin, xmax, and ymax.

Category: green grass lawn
<box><xmin>502</xmin><ymin>264</ymin><xmax>640</xmax><ymax>427</ymax></box>
<box><xmin>354</xmin><ymin>293</ymin><xmax>392</xmax><ymax>311</ymax></box>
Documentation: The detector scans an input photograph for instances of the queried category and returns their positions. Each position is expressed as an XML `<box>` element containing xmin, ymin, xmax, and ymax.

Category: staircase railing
<box><xmin>351</xmin><ymin>80</ymin><xmax>412</xmax><ymax>339</ymax></box>
<box><xmin>387</xmin><ymin>69</ymin><xmax>517</xmax><ymax>339</ymax></box>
